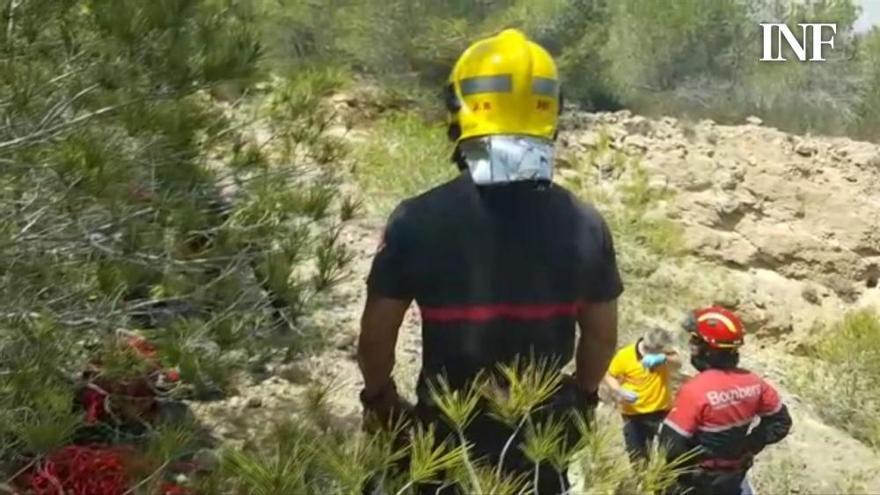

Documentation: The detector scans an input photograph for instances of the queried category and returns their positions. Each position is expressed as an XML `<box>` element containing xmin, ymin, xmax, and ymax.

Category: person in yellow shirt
<box><xmin>603</xmin><ymin>326</ymin><xmax>681</xmax><ymax>462</ymax></box>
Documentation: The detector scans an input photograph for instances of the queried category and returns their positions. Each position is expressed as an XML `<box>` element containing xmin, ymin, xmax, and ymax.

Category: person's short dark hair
<box><xmin>692</xmin><ymin>338</ymin><xmax>740</xmax><ymax>370</ymax></box>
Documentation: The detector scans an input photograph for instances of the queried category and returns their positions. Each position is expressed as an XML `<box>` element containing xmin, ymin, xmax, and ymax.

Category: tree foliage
<box><xmin>0</xmin><ymin>0</ymin><xmax>355</xmax><ymax>485</ymax></box>
<box><xmin>257</xmin><ymin>0</ymin><xmax>880</xmax><ymax>137</ymax></box>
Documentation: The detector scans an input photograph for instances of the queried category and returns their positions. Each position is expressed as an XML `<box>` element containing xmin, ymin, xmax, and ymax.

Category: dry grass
<box><xmin>789</xmin><ymin>309</ymin><xmax>880</xmax><ymax>449</ymax></box>
<box><xmin>354</xmin><ymin>112</ymin><xmax>456</xmax><ymax>215</ymax></box>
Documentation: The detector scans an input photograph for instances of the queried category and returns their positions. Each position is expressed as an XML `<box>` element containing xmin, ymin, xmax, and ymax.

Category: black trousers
<box><xmin>369</xmin><ymin>377</ymin><xmax>589</xmax><ymax>495</ymax></box>
<box><xmin>673</xmin><ymin>469</ymin><xmax>752</xmax><ymax>495</ymax></box>
<box><xmin>621</xmin><ymin>410</ymin><xmax>668</xmax><ymax>462</ymax></box>
<box><xmin>412</xmin><ymin>409</ymin><xmax>574</xmax><ymax>495</ymax></box>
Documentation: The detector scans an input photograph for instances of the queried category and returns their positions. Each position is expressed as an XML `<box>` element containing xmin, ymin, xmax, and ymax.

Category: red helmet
<box><xmin>683</xmin><ymin>306</ymin><xmax>745</xmax><ymax>350</ymax></box>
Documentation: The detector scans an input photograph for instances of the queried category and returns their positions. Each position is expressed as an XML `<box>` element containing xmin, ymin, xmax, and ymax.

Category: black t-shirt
<box><xmin>367</xmin><ymin>173</ymin><xmax>624</xmax><ymax>404</ymax></box>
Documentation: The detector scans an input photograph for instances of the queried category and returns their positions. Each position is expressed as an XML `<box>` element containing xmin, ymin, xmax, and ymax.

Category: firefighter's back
<box><xmin>375</xmin><ymin>173</ymin><xmax>618</xmax><ymax>402</ymax></box>
<box><xmin>669</xmin><ymin>368</ymin><xmax>783</xmax><ymax>468</ymax></box>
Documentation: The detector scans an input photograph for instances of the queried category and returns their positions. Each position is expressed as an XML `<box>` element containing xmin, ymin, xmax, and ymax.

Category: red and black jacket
<box><xmin>659</xmin><ymin>368</ymin><xmax>792</xmax><ymax>470</ymax></box>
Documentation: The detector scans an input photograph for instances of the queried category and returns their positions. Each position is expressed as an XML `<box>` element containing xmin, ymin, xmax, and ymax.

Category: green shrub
<box><xmin>0</xmin><ymin>0</ymin><xmax>356</xmax><ymax>482</ymax></box>
<box><xmin>851</xmin><ymin>28</ymin><xmax>880</xmax><ymax>139</ymax></box>
<box><xmin>198</xmin><ymin>360</ymin><xmax>692</xmax><ymax>494</ymax></box>
<box><xmin>793</xmin><ymin>309</ymin><xmax>880</xmax><ymax>449</ymax></box>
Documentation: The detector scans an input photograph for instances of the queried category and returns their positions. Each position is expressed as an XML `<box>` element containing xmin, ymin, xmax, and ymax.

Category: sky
<box><xmin>855</xmin><ymin>0</ymin><xmax>880</xmax><ymax>31</ymax></box>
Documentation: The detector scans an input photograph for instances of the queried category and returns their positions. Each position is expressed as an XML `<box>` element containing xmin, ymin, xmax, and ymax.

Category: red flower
<box><xmin>26</xmin><ymin>445</ymin><xmax>132</xmax><ymax>495</ymax></box>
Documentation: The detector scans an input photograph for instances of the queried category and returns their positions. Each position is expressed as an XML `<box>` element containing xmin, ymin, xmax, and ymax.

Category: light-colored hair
<box><xmin>643</xmin><ymin>326</ymin><xmax>673</xmax><ymax>352</ymax></box>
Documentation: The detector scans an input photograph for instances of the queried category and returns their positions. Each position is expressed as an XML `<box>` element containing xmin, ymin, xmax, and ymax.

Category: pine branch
<box><xmin>4</xmin><ymin>0</ymin><xmax>21</xmax><ymax>45</ymax></box>
<box><xmin>496</xmin><ymin>414</ymin><xmax>529</xmax><ymax>480</ymax></box>
<box><xmin>0</xmin><ymin>102</ymin><xmax>131</xmax><ymax>152</ymax></box>
<box><xmin>35</xmin><ymin>84</ymin><xmax>101</xmax><ymax>133</ymax></box>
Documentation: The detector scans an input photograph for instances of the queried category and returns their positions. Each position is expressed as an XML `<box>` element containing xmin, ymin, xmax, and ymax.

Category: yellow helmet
<box><xmin>445</xmin><ymin>29</ymin><xmax>562</xmax><ymax>144</ymax></box>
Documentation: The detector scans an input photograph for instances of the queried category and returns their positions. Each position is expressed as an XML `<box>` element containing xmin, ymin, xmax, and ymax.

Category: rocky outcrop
<box><xmin>560</xmin><ymin>111</ymin><xmax>880</xmax><ymax>341</ymax></box>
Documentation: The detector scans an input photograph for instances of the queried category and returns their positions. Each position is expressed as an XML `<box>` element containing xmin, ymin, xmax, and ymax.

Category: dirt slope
<box><xmin>192</xmin><ymin>103</ymin><xmax>880</xmax><ymax>493</ymax></box>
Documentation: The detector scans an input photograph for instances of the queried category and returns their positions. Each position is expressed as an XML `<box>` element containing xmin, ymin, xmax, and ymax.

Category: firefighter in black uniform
<box><xmin>357</xmin><ymin>29</ymin><xmax>623</xmax><ymax>494</ymax></box>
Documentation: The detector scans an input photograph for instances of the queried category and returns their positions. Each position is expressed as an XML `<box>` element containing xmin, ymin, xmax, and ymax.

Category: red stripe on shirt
<box><xmin>419</xmin><ymin>303</ymin><xmax>579</xmax><ymax>323</ymax></box>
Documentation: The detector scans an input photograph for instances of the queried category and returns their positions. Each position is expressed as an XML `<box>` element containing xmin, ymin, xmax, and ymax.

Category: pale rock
<box><xmin>698</xmin><ymin>118</ymin><xmax>717</xmax><ymax>128</ymax></box>
<box><xmin>795</xmin><ymin>140</ymin><xmax>818</xmax><ymax>157</ymax></box>
<box><xmin>718</xmin><ymin>170</ymin><xmax>743</xmax><ymax>191</ymax></box>
<box><xmin>801</xmin><ymin>285</ymin><xmax>820</xmax><ymax>304</ymax></box>
<box><xmin>842</xmin><ymin>145</ymin><xmax>877</xmax><ymax>168</ymax></box>
<box><xmin>715</xmin><ymin>197</ymin><xmax>743</xmax><ymax>218</ymax></box>
<box><xmin>577</xmin><ymin>131</ymin><xmax>600</xmax><ymax>149</ymax></box>
<box><xmin>623</xmin><ymin>134</ymin><xmax>650</xmax><ymax>152</ymax></box>
<box><xmin>648</xmin><ymin>175</ymin><xmax>670</xmax><ymax>191</ymax></box>
<box><xmin>680</xmin><ymin>172</ymin><xmax>713</xmax><ymax>192</ymax></box>
<box><xmin>556</xmin><ymin>168</ymin><xmax>582</xmax><ymax>183</ymax></box>
<box><xmin>660</xmin><ymin>116</ymin><xmax>678</xmax><ymax>127</ymax></box>
<box><xmin>623</xmin><ymin>116</ymin><xmax>652</xmax><ymax>135</ymax></box>
<box><xmin>686</xmin><ymin>227</ymin><xmax>758</xmax><ymax>267</ymax></box>
<box><xmin>324</xmin><ymin>124</ymin><xmax>351</xmax><ymax>139</ymax></box>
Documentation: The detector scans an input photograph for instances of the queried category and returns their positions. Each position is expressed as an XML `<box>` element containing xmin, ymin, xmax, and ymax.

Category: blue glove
<box><xmin>641</xmin><ymin>353</ymin><xmax>667</xmax><ymax>369</ymax></box>
<box><xmin>618</xmin><ymin>390</ymin><xmax>639</xmax><ymax>404</ymax></box>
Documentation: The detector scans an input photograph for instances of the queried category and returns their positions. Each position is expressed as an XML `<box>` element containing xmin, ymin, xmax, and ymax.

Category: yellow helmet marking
<box><xmin>697</xmin><ymin>312</ymin><xmax>740</xmax><ymax>335</ymax></box>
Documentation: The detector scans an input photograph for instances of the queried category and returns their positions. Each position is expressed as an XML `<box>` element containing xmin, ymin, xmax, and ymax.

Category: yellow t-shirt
<box><xmin>607</xmin><ymin>342</ymin><xmax>672</xmax><ymax>416</ymax></box>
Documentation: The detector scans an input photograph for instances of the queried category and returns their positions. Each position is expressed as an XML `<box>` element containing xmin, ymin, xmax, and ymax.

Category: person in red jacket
<box><xmin>659</xmin><ymin>306</ymin><xmax>792</xmax><ymax>495</ymax></box>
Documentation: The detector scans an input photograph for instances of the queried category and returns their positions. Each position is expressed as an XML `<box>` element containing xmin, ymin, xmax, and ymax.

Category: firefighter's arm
<box><xmin>357</xmin><ymin>293</ymin><xmax>410</xmax><ymax>398</ymax></box>
<box><xmin>659</xmin><ymin>385</ymin><xmax>703</xmax><ymax>465</ymax></box>
<box><xmin>575</xmin><ymin>212</ymin><xmax>623</xmax><ymax>395</ymax></box>
<box><xmin>576</xmin><ymin>300</ymin><xmax>618</xmax><ymax>394</ymax></box>
<box><xmin>658</xmin><ymin>421</ymin><xmax>696</xmax><ymax>464</ymax></box>
<box><xmin>745</xmin><ymin>404</ymin><xmax>792</xmax><ymax>455</ymax></box>
<box><xmin>359</xmin><ymin>202</ymin><xmax>416</xmax><ymax>399</ymax></box>
<box><xmin>745</xmin><ymin>381</ymin><xmax>792</xmax><ymax>455</ymax></box>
